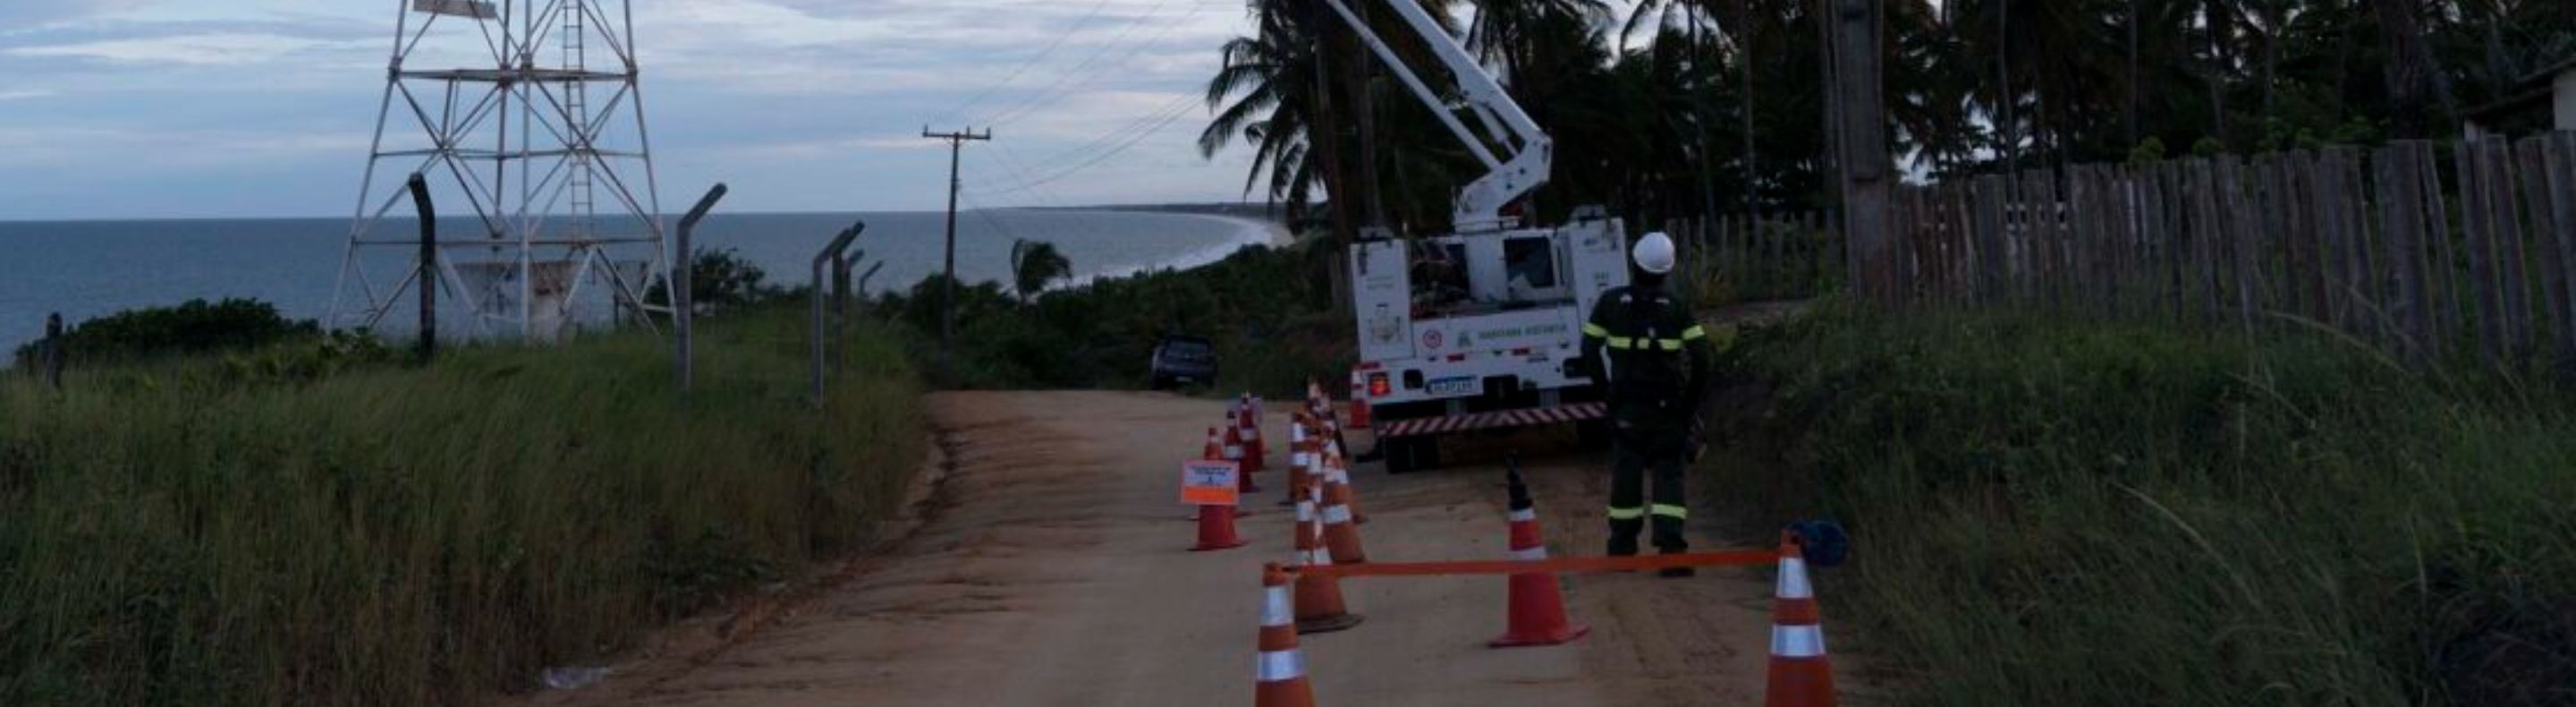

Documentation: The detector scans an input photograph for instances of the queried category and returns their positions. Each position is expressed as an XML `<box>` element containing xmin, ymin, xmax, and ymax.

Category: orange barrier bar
<box><xmin>1299</xmin><ymin>550</ymin><xmax>1774</xmax><ymax>579</ymax></box>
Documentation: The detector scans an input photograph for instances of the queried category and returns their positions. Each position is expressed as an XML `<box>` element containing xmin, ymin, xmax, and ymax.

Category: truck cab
<box><xmin>1350</xmin><ymin>209</ymin><xmax>1629</xmax><ymax>472</ymax></box>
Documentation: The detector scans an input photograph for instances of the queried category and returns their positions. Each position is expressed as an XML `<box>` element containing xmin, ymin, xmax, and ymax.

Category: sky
<box><xmin>0</xmin><ymin>0</ymin><xmax>1298</xmax><ymax>219</ymax></box>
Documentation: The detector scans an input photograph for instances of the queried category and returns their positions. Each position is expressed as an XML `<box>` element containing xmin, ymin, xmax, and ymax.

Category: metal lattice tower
<box><xmin>333</xmin><ymin>0</ymin><xmax>665</xmax><ymax>342</ymax></box>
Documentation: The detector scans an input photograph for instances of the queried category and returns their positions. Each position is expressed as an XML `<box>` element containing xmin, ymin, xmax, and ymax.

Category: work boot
<box><xmin>1657</xmin><ymin>549</ymin><xmax>1693</xmax><ymax>578</ymax></box>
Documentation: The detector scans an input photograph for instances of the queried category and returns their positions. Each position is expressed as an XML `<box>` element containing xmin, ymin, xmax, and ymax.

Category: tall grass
<box><xmin>0</xmin><ymin>304</ymin><xmax>924</xmax><ymax>705</ymax></box>
<box><xmin>1712</xmin><ymin>302</ymin><xmax>2576</xmax><ymax>705</ymax></box>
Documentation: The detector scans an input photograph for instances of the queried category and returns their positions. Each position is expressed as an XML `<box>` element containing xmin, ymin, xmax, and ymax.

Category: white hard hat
<box><xmin>1631</xmin><ymin>232</ymin><xmax>1676</xmax><ymax>275</ymax></box>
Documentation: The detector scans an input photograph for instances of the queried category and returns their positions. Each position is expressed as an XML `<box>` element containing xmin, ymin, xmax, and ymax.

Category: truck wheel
<box><xmin>1385</xmin><ymin>435</ymin><xmax>1441</xmax><ymax>474</ymax></box>
<box><xmin>1576</xmin><ymin>419</ymin><xmax>1613</xmax><ymax>449</ymax></box>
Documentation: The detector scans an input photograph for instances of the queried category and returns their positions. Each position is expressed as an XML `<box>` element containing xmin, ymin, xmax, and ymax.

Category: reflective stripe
<box><xmin>1262</xmin><ymin>586</ymin><xmax>1294</xmax><ymax>626</ymax></box>
<box><xmin>1771</xmin><ymin>625</ymin><xmax>1827</xmax><ymax>658</ymax></box>
<box><xmin>1321</xmin><ymin>505</ymin><xmax>1353</xmax><ymax>524</ymax></box>
<box><xmin>1581</xmin><ymin>323</ymin><xmax>1610</xmax><ymax>338</ymax></box>
<box><xmin>1656</xmin><ymin>338</ymin><xmax>1684</xmax><ymax>352</ymax></box>
<box><xmin>1606</xmin><ymin>507</ymin><xmax>1647</xmax><ymax>520</ymax></box>
<box><xmin>1507</xmin><ymin>507</ymin><xmax>1537</xmax><ymax>523</ymax></box>
<box><xmin>1296</xmin><ymin>501</ymin><xmax>1315</xmax><ymax>523</ymax></box>
<box><xmin>1680</xmin><ymin>325</ymin><xmax>1707</xmax><ymax>341</ymax></box>
<box><xmin>1224</xmin><ymin>445</ymin><xmax>1243</xmax><ymax>457</ymax></box>
<box><xmin>1606</xmin><ymin>336</ymin><xmax>1637</xmax><ymax>349</ymax></box>
<box><xmin>1778</xmin><ymin>558</ymin><xmax>1813</xmax><ymax>599</ymax></box>
<box><xmin>1509</xmin><ymin>546</ymin><xmax>1548</xmax><ymax>561</ymax></box>
<box><xmin>1650</xmin><ymin>504</ymin><xmax>1689</xmax><ymax>519</ymax></box>
<box><xmin>1292</xmin><ymin>452</ymin><xmax>1310</xmax><ymax>469</ymax></box>
<box><xmin>1305</xmin><ymin>548</ymin><xmax>1333</xmax><ymax>566</ymax></box>
<box><xmin>1257</xmin><ymin>650</ymin><xmax>1306</xmax><ymax>681</ymax></box>
<box><xmin>1327</xmin><ymin>469</ymin><xmax>1351</xmax><ymax>484</ymax></box>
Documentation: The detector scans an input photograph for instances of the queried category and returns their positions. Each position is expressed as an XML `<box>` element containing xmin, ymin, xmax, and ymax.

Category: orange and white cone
<box><xmin>1490</xmin><ymin>467</ymin><xmax>1587</xmax><ymax>647</ymax></box>
<box><xmin>1318</xmin><ymin>456</ymin><xmax>1368</xmax><ymax>565</ymax></box>
<box><xmin>1765</xmin><ymin>531</ymin><xmax>1837</xmax><ymax>707</ymax></box>
<box><xmin>1292</xmin><ymin>475</ymin><xmax>1363</xmax><ymax>634</ymax></box>
<box><xmin>1193</xmin><ymin>427</ymin><xmax>1247</xmax><ymax>551</ymax></box>
<box><xmin>1320</xmin><ymin>442</ymin><xmax>1366</xmax><ymax>524</ymax></box>
<box><xmin>1238</xmin><ymin>394</ymin><xmax>1267</xmax><ymax>473</ymax></box>
<box><xmin>1257</xmin><ymin>563</ymin><xmax>1319</xmax><ymax>707</ymax></box>
<box><xmin>1281</xmin><ymin>417</ymin><xmax>1312</xmax><ymax>507</ymax></box>
<box><xmin>1224</xmin><ymin>423</ymin><xmax>1261</xmax><ymax>493</ymax></box>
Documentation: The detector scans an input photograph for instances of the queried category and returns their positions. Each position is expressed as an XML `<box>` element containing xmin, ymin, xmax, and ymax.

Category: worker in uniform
<box><xmin>1579</xmin><ymin>232</ymin><xmax>1715</xmax><ymax>577</ymax></box>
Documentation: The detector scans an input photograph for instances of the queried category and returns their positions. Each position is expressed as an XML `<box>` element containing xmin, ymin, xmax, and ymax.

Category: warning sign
<box><xmin>1180</xmin><ymin>460</ymin><xmax>1241</xmax><ymax>507</ymax></box>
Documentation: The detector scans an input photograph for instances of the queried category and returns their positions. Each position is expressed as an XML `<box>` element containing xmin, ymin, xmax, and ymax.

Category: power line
<box><xmin>935</xmin><ymin>0</ymin><xmax>1123</xmax><ymax>126</ymax></box>
<box><xmin>979</xmin><ymin>0</ymin><xmax>1220</xmax><ymax>128</ymax></box>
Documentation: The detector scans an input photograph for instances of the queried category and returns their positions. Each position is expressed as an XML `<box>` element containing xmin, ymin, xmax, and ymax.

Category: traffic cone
<box><xmin>1281</xmin><ymin>417</ymin><xmax>1312</xmax><ymax>507</ymax></box>
<box><xmin>1318</xmin><ymin>459</ymin><xmax>1368</xmax><ymax>565</ymax></box>
<box><xmin>1257</xmin><ymin>563</ymin><xmax>1318</xmax><ymax>707</ymax></box>
<box><xmin>1193</xmin><ymin>427</ymin><xmax>1247</xmax><ymax>551</ymax></box>
<box><xmin>1224</xmin><ymin>423</ymin><xmax>1262</xmax><ymax>493</ymax></box>
<box><xmin>1238</xmin><ymin>394</ymin><xmax>1267</xmax><ymax>473</ymax></box>
<box><xmin>1292</xmin><ymin>475</ymin><xmax>1362</xmax><ymax>634</ymax></box>
<box><xmin>1321</xmin><ymin>444</ymin><xmax>1366</xmax><ymax>524</ymax></box>
<box><xmin>1489</xmin><ymin>465</ymin><xmax>1587</xmax><ymax>647</ymax></box>
<box><xmin>1765</xmin><ymin>531</ymin><xmax>1837</xmax><ymax>707</ymax></box>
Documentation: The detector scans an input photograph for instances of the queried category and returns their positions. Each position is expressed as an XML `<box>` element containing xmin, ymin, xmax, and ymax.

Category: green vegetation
<box><xmin>1711</xmin><ymin>303</ymin><xmax>2576</xmax><ymax>705</ymax></box>
<box><xmin>0</xmin><ymin>303</ymin><xmax>923</xmax><ymax>705</ymax></box>
<box><xmin>879</xmin><ymin>234</ymin><xmax>1347</xmax><ymax>396</ymax></box>
<box><xmin>1203</xmin><ymin>1</ymin><xmax>2573</xmax><ymax>235</ymax></box>
<box><xmin>10</xmin><ymin>298</ymin><xmax>319</xmax><ymax>368</ymax></box>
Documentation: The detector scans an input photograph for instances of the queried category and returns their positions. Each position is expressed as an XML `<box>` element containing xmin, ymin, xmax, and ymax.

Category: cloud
<box><xmin>0</xmin><ymin>0</ymin><xmax>155</xmax><ymax>30</ymax></box>
<box><xmin>0</xmin><ymin>89</ymin><xmax>58</xmax><ymax>101</ymax></box>
<box><xmin>5</xmin><ymin>31</ymin><xmax>374</xmax><ymax>65</ymax></box>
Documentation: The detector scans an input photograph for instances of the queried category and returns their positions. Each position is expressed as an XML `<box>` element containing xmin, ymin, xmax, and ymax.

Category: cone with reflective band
<box><xmin>1191</xmin><ymin>427</ymin><xmax>1249</xmax><ymax>550</ymax></box>
<box><xmin>1281</xmin><ymin>415</ymin><xmax>1313</xmax><ymax>507</ymax></box>
<box><xmin>1256</xmin><ymin>563</ymin><xmax>1319</xmax><ymax>707</ymax></box>
<box><xmin>1317</xmin><ymin>455</ymin><xmax>1368</xmax><ymax>565</ymax></box>
<box><xmin>1320</xmin><ymin>443</ymin><xmax>1366</xmax><ymax>524</ymax></box>
<box><xmin>1292</xmin><ymin>475</ymin><xmax>1362</xmax><ymax>634</ymax></box>
<box><xmin>1237</xmin><ymin>394</ymin><xmax>1266</xmax><ymax>473</ymax></box>
<box><xmin>1765</xmin><ymin>531</ymin><xmax>1836</xmax><ymax>707</ymax></box>
<box><xmin>1223</xmin><ymin>422</ymin><xmax>1261</xmax><ymax>493</ymax></box>
<box><xmin>1491</xmin><ymin>467</ymin><xmax>1588</xmax><ymax>647</ymax></box>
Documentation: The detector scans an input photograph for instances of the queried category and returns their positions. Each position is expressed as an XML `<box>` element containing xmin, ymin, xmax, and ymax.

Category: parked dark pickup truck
<box><xmin>1148</xmin><ymin>335</ymin><xmax>1219</xmax><ymax>389</ymax></box>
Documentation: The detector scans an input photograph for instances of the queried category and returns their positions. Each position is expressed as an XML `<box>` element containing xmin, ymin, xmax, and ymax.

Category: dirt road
<box><xmin>524</xmin><ymin>390</ymin><xmax>1800</xmax><ymax>706</ymax></box>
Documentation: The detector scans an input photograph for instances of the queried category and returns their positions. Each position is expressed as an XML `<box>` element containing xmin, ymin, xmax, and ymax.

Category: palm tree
<box><xmin>1009</xmin><ymin>240</ymin><xmax>1072</xmax><ymax>303</ymax></box>
<box><xmin>1199</xmin><ymin>9</ymin><xmax>1327</xmax><ymax>225</ymax></box>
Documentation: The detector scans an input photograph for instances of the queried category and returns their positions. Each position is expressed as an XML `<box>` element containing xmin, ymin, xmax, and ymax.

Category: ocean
<box><xmin>0</xmin><ymin>209</ymin><xmax>1275</xmax><ymax>354</ymax></box>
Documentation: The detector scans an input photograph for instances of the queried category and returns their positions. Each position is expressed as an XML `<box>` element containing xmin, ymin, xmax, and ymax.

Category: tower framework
<box><xmin>334</xmin><ymin>0</ymin><xmax>665</xmax><ymax>342</ymax></box>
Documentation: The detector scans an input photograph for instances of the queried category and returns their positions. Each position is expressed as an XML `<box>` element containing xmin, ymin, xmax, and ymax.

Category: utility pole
<box><xmin>922</xmin><ymin>126</ymin><xmax>991</xmax><ymax>356</ymax></box>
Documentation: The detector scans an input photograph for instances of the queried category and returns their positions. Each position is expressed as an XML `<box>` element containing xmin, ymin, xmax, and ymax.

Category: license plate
<box><xmin>1425</xmin><ymin>377</ymin><xmax>1480</xmax><ymax>396</ymax></box>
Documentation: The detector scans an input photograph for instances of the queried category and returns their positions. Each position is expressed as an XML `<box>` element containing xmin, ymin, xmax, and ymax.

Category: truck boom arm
<box><xmin>1318</xmin><ymin>0</ymin><xmax>1551</xmax><ymax>233</ymax></box>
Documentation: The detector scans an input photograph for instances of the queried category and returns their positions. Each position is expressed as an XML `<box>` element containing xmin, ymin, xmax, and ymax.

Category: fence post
<box><xmin>41</xmin><ymin>312</ymin><xmax>63</xmax><ymax>391</ymax></box>
<box><xmin>2377</xmin><ymin>144</ymin><xmax>2431</xmax><ymax>363</ymax></box>
<box><xmin>406</xmin><ymin>174</ymin><xmax>436</xmax><ymax>363</ymax></box>
<box><xmin>810</xmin><ymin>222</ymin><xmax>866</xmax><ymax>407</ymax></box>
<box><xmin>674</xmin><ymin>183</ymin><xmax>728</xmax><ymax>394</ymax></box>
<box><xmin>2546</xmin><ymin>134</ymin><xmax>2576</xmax><ymax>371</ymax></box>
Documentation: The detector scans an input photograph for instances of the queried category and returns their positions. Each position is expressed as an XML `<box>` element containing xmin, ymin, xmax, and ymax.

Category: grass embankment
<box><xmin>1711</xmin><ymin>304</ymin><xmax>2576</xmax><ymax>705</ymax></box>
<box><xmin>881</xmin><ymin>235</ymin><xmax>1351</xmax><ymax>397</ymax></box>
<box><xmin>0</xmin><ymin>304</ymin><xmax>924</xmax><ymax>705</ymax></box>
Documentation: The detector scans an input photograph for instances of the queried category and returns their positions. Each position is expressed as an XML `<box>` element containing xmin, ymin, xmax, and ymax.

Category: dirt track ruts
<box><xmin>518</xmin><ymin>389</ymin><xmax>1837</xmax><ymax>706</ymax></box>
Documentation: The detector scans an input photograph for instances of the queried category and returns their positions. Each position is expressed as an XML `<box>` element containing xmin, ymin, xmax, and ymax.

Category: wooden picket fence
<box><xmin>1862</xmin><ymin>134</ymin><xmax>2576</xmax><ymax>371</ymax></box>
<box><xmin>1665</xmin><ymin>210</ymin><xmax>1841</xmax><ymax>302</ymax></box>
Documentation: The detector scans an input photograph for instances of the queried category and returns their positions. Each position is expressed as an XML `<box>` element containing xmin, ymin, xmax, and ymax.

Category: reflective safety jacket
<box><xmin>1579</xmin><ymin>283</ymin><xmax>1715</xmax><ymax>438</ymax></box>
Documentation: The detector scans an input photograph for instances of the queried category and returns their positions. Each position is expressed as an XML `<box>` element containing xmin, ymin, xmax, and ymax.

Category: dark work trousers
<box><xmin>1607</xmin><ymin>433</ymin><xmax>1689</xmax><ymax>555</ymax></box>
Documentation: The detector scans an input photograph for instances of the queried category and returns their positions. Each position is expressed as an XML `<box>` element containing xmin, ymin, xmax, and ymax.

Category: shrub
<box><xmin>11</xmin><ymin>299</ymin><xmax>318</xmax><ymax>369</ymax></box>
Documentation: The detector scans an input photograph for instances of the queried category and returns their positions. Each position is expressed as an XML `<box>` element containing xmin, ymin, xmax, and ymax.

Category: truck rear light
<box><xmin>1368</xmin><ymin>373</ymin><xmax>1391</xmax><ymax>397</ymax></box>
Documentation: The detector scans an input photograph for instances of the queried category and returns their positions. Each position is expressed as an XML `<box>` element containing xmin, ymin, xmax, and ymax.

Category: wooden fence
<box><xmin>1860</xmin><ymin>134</ymin><xmax>2576</xmax><ymax>371</ymax></box>
<box><xmin>1664</xmin><ymin>210</ymin><xmax>1841</xmax><ymax>302</ymax></box>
